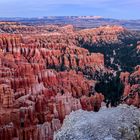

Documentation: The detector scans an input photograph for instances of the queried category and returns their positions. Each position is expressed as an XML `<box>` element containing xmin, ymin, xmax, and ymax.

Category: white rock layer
<box><xmin>54</xmin><ymin>105</ymin><xmax>140</xmax><ymax>140</ymax></box>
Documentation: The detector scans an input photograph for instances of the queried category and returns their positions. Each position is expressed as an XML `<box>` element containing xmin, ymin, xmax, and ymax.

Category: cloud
<box><xmin>0</xmin><ymin>0</ymin><xmax>139</xmax><ymax>7</ymax></box>
<box><xmin>0</xmin><ymin>0</ymin><xmax>119</xmax><ymax>6</ymax></box>
<box><xmin>40</xmin><ymin>0</ymin><xmax>111</xmax><ymax>4</ymax></box>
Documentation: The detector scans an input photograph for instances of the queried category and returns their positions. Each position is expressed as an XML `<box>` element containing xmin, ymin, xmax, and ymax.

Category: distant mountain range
<box><xmin>0</xmin><ymin>16</ymin><xmax>140</xmax><ymax>30</ymax></box>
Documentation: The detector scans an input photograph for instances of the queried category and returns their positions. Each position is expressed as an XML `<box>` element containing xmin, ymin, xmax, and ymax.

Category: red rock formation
<box><xmin>1</xmin><ymin>23</ymin><xmax>135</xmax><ymax>140</ymax></box>
<box><xmin>0</xmin><ymin>29</ymin><xmax>105</xmax><ymax>140</ymax></box>
<box><xmin>77</xmin><ymin>25</ymin><xmax>127</xmax><ymax>45</ymax></box>
<box><xmin>120</xmin><ymin>66</ymin><xmax>140</xmax><ymax>107</ymax></box>
<box><xmin>137</xmin><ymin>41</ymin><xmax>140</xmax><ymax>51</ymax></box>
<box><xmin>0</xmin><ymin>84</ymin><xmax>14</xmax><ymax>108</ymax></box>
<box><xmin>1</xmin><ymin>22</ymin><xmax>138</xmax><ymax>140</ymax></box>
<box><xmin>80</xmin><ymin>93</ymin><xmax>104</xmax><ymax>111</ymax></box>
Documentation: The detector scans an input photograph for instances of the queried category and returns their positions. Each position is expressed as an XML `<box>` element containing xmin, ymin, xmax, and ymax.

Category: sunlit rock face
<box><xmin>0</xmin><ymin>25</ymin><xmax>106</xmax><ymax>140</ymax></box>
<box><xmin>0</xmin><ymin>22</ymin><xmax>139</xmax><ymax>140</ymax></box>
<box><xmin>54</xmin><ymin>105</ymin><xmax>140</xmax><ymax>140</ymax></box>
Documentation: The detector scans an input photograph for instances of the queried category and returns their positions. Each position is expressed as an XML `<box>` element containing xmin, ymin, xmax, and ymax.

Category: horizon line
<box><xmin>0</xmin><ymin>16</ymin><xmax>140</xmax><ymax>21</ymax></box>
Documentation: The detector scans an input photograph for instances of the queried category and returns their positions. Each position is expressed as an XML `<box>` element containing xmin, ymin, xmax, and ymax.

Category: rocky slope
<box><xmin>54</xmin><ymin>105</ymin><xmax>140</xmax><ymax>140</ymax></box>
<box><xmin>1</xmin><ymin>22</ymin><xmax>137</xmax><ymax>72</ymax></box>
<box><xmin>0</xmin><ymin>25</ymin><xmax>105</xmax><ymax>140</ymax></box>
<box><xmin>0</xmin><ymin>22</ymin><xmax>139</xmax><ymax>140</ymax></box>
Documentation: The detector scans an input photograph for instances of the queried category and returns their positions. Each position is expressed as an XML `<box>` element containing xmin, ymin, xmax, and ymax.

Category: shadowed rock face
<box><xmin>54</xmin><ymin>105</ymin><xmax>140</xmax><ymax>140</ymax></box>
<box><xmin>0</xmin><ymin>23</ymin><xmax>139</xmax><ymax>140</ymax></box>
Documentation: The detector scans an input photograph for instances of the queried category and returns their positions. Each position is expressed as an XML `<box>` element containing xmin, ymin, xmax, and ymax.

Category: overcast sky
<box><xmin>0</xmin><ymin>0</ymin><xmax>139</xmax><ymax>19</ymax></box>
